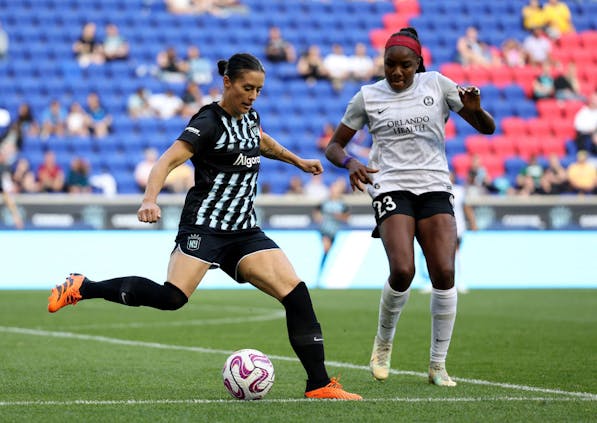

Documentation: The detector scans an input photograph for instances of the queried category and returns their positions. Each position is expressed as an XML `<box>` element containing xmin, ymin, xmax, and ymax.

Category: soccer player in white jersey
<box><xmin>325</xmin><ymin>28</ymin><xmax>495</xmax><ymax>386</ymax></box>
<box><xmin>48</xmin><ymin>53</ymin><xmax>361</xmax><ymax>400</ymax></box>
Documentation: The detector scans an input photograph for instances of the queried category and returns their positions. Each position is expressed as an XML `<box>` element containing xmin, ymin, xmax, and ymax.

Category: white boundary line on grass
<box><xmin>0</xmin><ymin>397</ymin><xmax>594</xmax><ymax>407</ymax></box>
<box><xmin>1</xmin><ymin>326</ymin><xmax>596</xmax><ymax>402</ymax></box>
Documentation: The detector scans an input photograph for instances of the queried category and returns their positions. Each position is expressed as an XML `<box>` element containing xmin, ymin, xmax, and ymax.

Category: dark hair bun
<box><xmin>400</xmin><ymin>27</ymin><xmax>419</xmax><ymax>40</ymax></box>
<box><xmin>217</xmin><ymin>60</ymin><xmax>228</xmax><ymax>76</ymax></box>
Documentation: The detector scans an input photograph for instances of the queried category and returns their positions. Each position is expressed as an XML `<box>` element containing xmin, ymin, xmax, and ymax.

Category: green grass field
<box><xmin>1</xmin><ymin>289</ymin><xmax>595</xmax><ymax>422</ymax></box>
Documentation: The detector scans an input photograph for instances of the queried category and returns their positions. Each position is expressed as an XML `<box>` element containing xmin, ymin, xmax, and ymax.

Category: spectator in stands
<box><xmin>297</xmin><ymin>45</ymin><xmax>329</xmax><ymax>85</ymax></box>
<box><xmin>573</xmin><ymin>91</ymin><xmax>597</xmax><ymax>154</ymax></box>
<box><xmin>157</xmin><ymin>46</ymin><xmax>187</xmax><ymax>83</ymax></box>
<box><xmin>523</xmin><ymin>26</ymin><xmax>552</xmax><ymax>66</ymax></box>
<box><xmin>371</xmin><ymin>48</ymin><xmax>385</xmax><ymax>81</ymax></box>
<box><xmin>134</xmin><ymin>147</ymin><xmax>159</xmax><ymax>192</ymax></box>
<box><xmin>543</xmin><ymin>0</ymin><xmax>575</xmax><ymax>39</ymax></box>
<box><xmin>164</xmin><ymin>161</ymin><xmax>194</xmax><ymax>193</ymax></box>
<box><xmin>127</xmin><ymin>87</ymin><xmax>155</xmax><ymax>118</ymax></box>
<box><xmin>86</xmin><ymin>92</ymin><xmax>112</xmax><ymax>138</ymax></box>
<box><xmin>72</xmin><ymin>22</ymin><xmax>105</xmax><ymax>67</ymax></box>
<box><xmin>0</xmin><ymin>22</ymin><xmax>8</xmax><ymax>60</ymax></box>
<box><xmin>515</xmin><ymin>154</ymin><xmax>544</xmax><ymax>195</ymax></box>
<box><xmin>553</xmin><ymin>62</ymin><xmax>584</xmax><ymax>101</ymax></box>
<box><xmin>89</xmin><ymin>166</ymin><xmax>117</xmax><ymax>196</ymax></box>
<box><xmin>312</xmin><ymin>177</ymin><xmax>349</xmax><ymax>272</ymax></box>
<box><xmin>0</xmin><ymin>103</ymin><xmax>39</xmax><ymax>164</ymax></box>
<box><xmin>532</xmin><ymin>62</ymin><xmax>555</xmax><ymax>100</ymax></box>
<box><xmin>323</xmin><ymin>44</ymin><xmax>352</xmax><ymax>91</ymax></box>
<box><xmin>0</xmin><ymin>152</ymin><xmax>24</xmax><ymax>229</ymax></box>
<box><xmin>66</xmin><ymin>102</ymin><xmax>92</xmax><ymax>137</ymax></box>
<box><xmin>538</xmin><ymin>153</ymin><xmax>568</xmax><ymax>194</ymax></box>
<box><xmin>37</xmin><ymin>150</ymin><xmax>65</xmax><ymax>193</ymax></box>
<box><xmin>185</xmin><ymin>45</ymin><xmax>213</xmax><ymax>85</ymax></box>
<box><xmin>264</xmin><ymin>26</ymin><xmax>296</xmax><ymax>64</ymax></box>
<box><xmin>102</xmin><ymin>23</ymin><xmax>129</xmax><ymax>62</ymax></box>
<box><xmin>149</xmin><ymin>89</ymin><xmax>184</xmax><ymax>119</ymax></box>
<box><xmin>501</xmin><ymin>38</ymin><xmax>527</xmax><ymax>68</ymax></box>
<box><xmin>40</xmin><ymin>99</ymin><xmax>67</xmax><ymax>139</ymax></box>
<box><xmin>316</xmin><ymin>122</ymin><xmax>335</xmax><ymax>152</ymax></box>
<box><xmin>468</xmin><ymin>153</ymin><xmax>493</xmax><ymax>194</ymax></box>
<box><xmin>165</xmin><ymin>0</ymin><xmax>201</xmax><ymax>14</ymax></box>
<box><xmin>11</xmin><ymin>157</ymin><xmax>39</xmax><ymax>193</ymax></box>
<box><xmin>202</xmin><ymin>85</ymin><xmax>222</xmax><ymax>104</ymax></box>
<box><xmin>181</xmin><ymin>81</ymin><xmax>205</xmax><ymax>117</ymax></box>
<box><xmin>456</xmin><ymin>26</ymin><xmax>500</xmax><ymax>67</ymax></box>
<box><xmin>304</xmin><ymin>173</ymin><xmax>329</xmax><ymax>201</ymax></box>
<box><xmin>165</xmin><ymin>0</ymin><xmax>246</xmax><ymax>16</ymax></box>
<box><xmin>522</xmin><ymin>0</ymin><xmax>546</xmax><ymax>32</ymax></box>
<box><xmin>349</xmin><ymin>42</ymin><xmax>375</xmax><ymax>82</ymax></box>
<box><xmin>567</xmin><ymin>150</ymin><xmax>596</xmax><ymax>194</ymax></box>
<box><xmin>65</xmin><ymin>156</ymin><xmax>92</xmax><ymax>194</ymax></box>
<box><xmin>286</xmin><ymin>175</ymin><xmax>305</xmax><ymax>194</ymax></box>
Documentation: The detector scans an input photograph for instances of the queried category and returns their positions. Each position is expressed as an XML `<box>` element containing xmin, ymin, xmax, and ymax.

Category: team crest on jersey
<box><xmin>423</xmin><ymin>96</ymin><xmax>434</xmax><ymax>106</ymax></box>
<box><xmin>250</xmin><ymin>124</ymin><xmax>260</xmax><ymax>136</ymax></box>
<box><xmin>187</xmin><ymin>234</ymin><xmax>202</xmax><ymax>251</ymax></box>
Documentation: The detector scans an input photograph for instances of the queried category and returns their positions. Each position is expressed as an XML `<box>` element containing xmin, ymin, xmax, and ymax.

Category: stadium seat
<box><xmin>490</xmin><ymin>135</ymin><xmax>517</xmax><ymax>158</ymax></box>
<box><xmin>465</xmin><ymin>135</ymin><xmax>492</xmax><ymax>155</ymax></box>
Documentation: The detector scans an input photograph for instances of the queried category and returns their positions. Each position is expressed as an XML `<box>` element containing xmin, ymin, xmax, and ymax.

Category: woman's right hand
<box><xmin>346</xmin><ymin>159</ymin><xmax>378</xmax><ymax>192</ymax></box>
<box><xmin>137</xmin><ymin>201</ymin><xmax>161</xmax><ymax>223</ymax></box>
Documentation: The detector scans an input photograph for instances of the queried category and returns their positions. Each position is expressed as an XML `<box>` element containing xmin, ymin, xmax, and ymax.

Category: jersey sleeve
<box><xmin>437</xmin><ymin>73</ymin><xmax>464</xmax><ymax>113</ymax></box>
<box><xmin>340</xmin><ymin>90</ymin><xmax>368</xmax><ymax>131</ymax></box>
<box><xmin>176</xmin><ymin>110</ymin><xmax>219</xmax><ymax>155</ymax></box>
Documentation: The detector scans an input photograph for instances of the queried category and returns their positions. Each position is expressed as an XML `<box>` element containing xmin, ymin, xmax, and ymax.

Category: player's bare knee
<box><xmin>388</xmin><ymin>265</ymin><xmax>415</xmax><ymax>291</ymax></box>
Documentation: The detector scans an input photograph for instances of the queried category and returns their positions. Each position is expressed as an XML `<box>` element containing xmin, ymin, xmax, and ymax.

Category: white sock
<box><xmin>377</xmin><ymin>281</ymin><xmax>410</xmax><ymax>342</ymax></box>
<box><xmin>430</xmin><ymin>286</ymin><xmax>457</xmax><ymax>364</ymax></box>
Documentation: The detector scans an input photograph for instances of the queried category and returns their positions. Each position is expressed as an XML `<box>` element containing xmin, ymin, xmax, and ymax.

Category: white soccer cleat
<box><xmin>369</xmin><ymin>335</ymin><xmax>393</xmax><ymax>381</ymax></box>
<box><xmin>428</xmin><ymin>362</ymin><xmax>457</xmax><ymax>387</ymax></box>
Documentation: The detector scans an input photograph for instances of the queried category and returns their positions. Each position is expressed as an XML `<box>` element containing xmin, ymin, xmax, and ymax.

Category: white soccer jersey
<box><xmin>341</xmin><ymin>71</ymin><xmax>463</xmax><ymax>197</ymax></box>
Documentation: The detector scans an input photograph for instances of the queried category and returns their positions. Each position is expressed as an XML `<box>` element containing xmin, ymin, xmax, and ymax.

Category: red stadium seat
<box><xmin>488</xmin><ymin>66</ymin><xmax>516</xmax><ymax>87</ymax></box>
<box><xmin>540</xmin><ymin>136</ymin><xmax>567</xmax><ymax>156</ymax></box>
<box><xmin>556</xmin><ymin>33</ymin><xmax>583</xmax><ymax>50</ymax></box>
<box><xmin>370</xmin><ymin>28</ymin><xmax>395</xmax><ymax>50</ymax></box>
<box><xmin>549</xmin><ymin>117</ymin><xmax>576</xmax><ymax>141</ymax></box>
<box><xmin>440</xmin><ymin>63</ymin><xmax>466</xmax><ymax>84</ymax></box>
<box><xmin>490</xmin><ymin>135</ymin><xmax>517</xmax><ymax>158</ymax></box>
<box><xmin>451</xmin><ymin>154</ymin><xmax>471</xmax><ymax>179</ymax></box>
<box><xmin>580</xmin><ymin>31</ymin><xmax>597</xmax><ymax>49</ymax></box>
<box><xmin>465</xmin><ymin>66</ymin><xmax>492</xmax><ymax>87</ymax></box>
<box><xmin>502</xmin><ymin>117</ymin><xmax>528</xmax><ymax>137</ymax></box>
<box><xmin>516</xmin><ymin>136</ymin><xmax>542</xmax><ymax>159</ymax></box>
<box><xmin>479</xmin><ymin>154</ymin><xmax>504</xmax><ymax>178</ymax></box>
<box><xmin>465</xmin><ymin>134</ymin><xmax>492</xmax><ymax>155</ymax></box>
<box><xmin>445</xmin><ymin>118</ymin><xmax>456</xmax><ymax>139</ymax></box>
<box><xmin>382</xmin><ymin>14</ymin><xmax>410</xmax><ymax>31</ymax></box>
<box><xmin>393</xmin><ymin>0</ymin><xmax>421</xmax><ymax>15</ymax></box>
<box><xmin>526</xmin><ymin>118</ymin><xmax>553</xmax><ymax>138</ymax></box>
<box><xmin>535</xmin><ymin>99</ymin><xmax>564</xmax><ymax>119</ymax></box>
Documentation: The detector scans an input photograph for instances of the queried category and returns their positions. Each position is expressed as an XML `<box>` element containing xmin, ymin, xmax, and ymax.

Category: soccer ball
<box><xmin>222</xmin><ymin>348</ymin><xmax>275</xmax><ymax>400</ymax></box>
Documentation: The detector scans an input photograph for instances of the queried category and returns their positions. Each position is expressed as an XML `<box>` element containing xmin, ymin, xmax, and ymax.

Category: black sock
<box><xmin>80</xmin><ymin>276</ymin><xmax>188</xmax><ymax>310</ymax></box>
<box><xmin>281</xmin><ymin>282</ymin><xmax>330</xmax><ymax>391</ymax></box>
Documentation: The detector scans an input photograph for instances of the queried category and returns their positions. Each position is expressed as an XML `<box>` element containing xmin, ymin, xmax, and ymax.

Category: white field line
<box><xmin>0</xmin><ymin>397</ymin><xmax>594</xmax><ymax>407</ymax></box>
<box><xmin>1</xmin><ymin>326</ymin><xmax>596</xmax><ymax>402</ymax></box>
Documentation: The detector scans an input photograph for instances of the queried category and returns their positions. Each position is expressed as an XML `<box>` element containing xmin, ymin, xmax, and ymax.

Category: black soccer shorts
<box><xmin>371</xmin><ymin>190</ymin><xmax>454</xmax><ymax>238</ymax></box>
<box><xmin>175</xmin><ymin>226</ymin><xmax>279</xmax><ymax>282</ymax></box>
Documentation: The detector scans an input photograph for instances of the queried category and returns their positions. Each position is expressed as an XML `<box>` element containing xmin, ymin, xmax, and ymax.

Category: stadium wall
<box><xmin>1</xmin><ymin>230</ymin><xmax>595</xmax><ymax>290</ymax></box>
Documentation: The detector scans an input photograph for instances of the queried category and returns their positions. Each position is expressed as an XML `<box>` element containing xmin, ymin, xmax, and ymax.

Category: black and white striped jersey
<box><xmin>176</xmin><ymin>102</ymin><xmax>262</xmax><ymax>231</ymax></box>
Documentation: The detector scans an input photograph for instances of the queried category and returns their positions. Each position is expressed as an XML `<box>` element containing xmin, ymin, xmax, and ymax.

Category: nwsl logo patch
<box><xmin>187</xmin><ymin>234</ymin><xmax>202</xmax><ymax>251</ymax></box>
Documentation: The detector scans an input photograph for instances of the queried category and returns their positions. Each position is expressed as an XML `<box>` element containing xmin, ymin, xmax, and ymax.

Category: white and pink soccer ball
<box><xmin>222</xmin><ymin>348</ymin><xmax>275</xmax><ymax>400</ymax></box>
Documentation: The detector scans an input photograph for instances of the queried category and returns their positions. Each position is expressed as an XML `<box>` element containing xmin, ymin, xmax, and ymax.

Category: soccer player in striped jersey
<box><xmin>325</xmin><ymin>28</ymin><xmax>495</xmax><ymax>386</ymax></box>
<box><xmin>48</xmin><ymin>53</ymin><xmax>361</xmax><ymax>400</ymax></box>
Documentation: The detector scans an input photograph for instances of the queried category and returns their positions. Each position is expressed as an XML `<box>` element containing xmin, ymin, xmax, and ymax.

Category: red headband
<box><xmin>385</xmin><ymin>35</ymin><xmax>421</xmax><ymax>56</ymax></box>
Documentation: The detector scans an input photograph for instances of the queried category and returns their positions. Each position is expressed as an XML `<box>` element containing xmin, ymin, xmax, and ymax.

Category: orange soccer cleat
<box><xmin>48</xmin><ymin>273</ymin><xmax>86</xmax><ymax>313</ymax></box>
<box><xmin>304</xmin><ymin>377</ymin><xmax>362</xmax><ymax>400</ymax></box>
